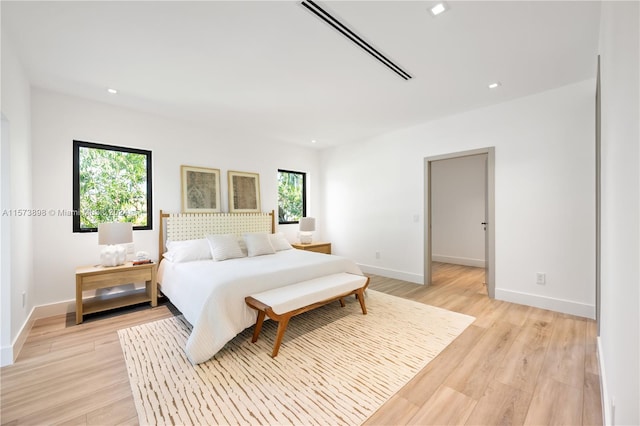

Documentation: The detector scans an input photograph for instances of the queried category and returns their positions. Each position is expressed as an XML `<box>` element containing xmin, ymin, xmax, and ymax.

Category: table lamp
<box><xmin>299</xmin><ymin>217</ymin><xmax>316</xmax><ymax>244</ymax></box>
<box><xmin>98</xmin><ymin>222</ymin><xmax>133</xmax><ymax>266</ymax></box>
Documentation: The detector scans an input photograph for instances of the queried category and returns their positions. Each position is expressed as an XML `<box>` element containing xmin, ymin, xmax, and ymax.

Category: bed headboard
<box><xmin>158</xmin><ymin>209</ymin><xmax>275</xmax><ymax>261</ymax></box>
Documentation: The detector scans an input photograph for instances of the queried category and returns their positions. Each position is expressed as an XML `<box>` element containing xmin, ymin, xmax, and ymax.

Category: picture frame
<box><xmin>228</xmin><ymin>170</ymin><xmax>261</xmax><ymax>213</ymax></box>
<box><xmin>181</xmin><ymin>165</ymin><xmax>221</xmax><ymax>213</ymax></box>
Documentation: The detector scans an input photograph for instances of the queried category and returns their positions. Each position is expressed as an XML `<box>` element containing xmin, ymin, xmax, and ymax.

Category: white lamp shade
<box><xmin>299</xmin><ymin>217</ymin><xmax>316</xmax><ymax>232</ymax></box>
<box><xmin>98</xmin><ymin>222</ymin><xmax>133</xmax><ymax>245</ymax></box>
<box><xmin>299</xmin><ymin>217</ymin><xmax>315</xmax><ymax>244</ymax></box>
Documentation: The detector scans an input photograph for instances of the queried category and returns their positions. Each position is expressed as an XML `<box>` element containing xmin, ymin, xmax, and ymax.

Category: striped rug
<box><xmin>118</xmin><ymin>290</ymin><xmax>474</xmax><ymax>425</ymax></box>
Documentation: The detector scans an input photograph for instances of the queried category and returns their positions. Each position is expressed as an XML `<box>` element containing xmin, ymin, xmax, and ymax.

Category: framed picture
<box><xmin>181</xmin><ymin>165</ymin><xmax>221</xmax><ymax>213</ymax></box>
<box><xmin>228</xmin><ymin>170</ymin><xmax>261</xmax><ymax>213</ymax></box>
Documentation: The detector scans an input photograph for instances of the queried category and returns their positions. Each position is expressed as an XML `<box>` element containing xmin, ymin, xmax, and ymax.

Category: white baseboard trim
<box><xmin>0</xmin><ymin>305</ymin><xmax>35</xmax><ymax>367</ymax></box>
<box><xmin>31</xmin><ymin>299</ymin><xmax>75</xmax><ymax>319</ymax></box>
<box><xmin>358</xmin><ymin>264</ymin><xmax>423</xmax><ymax>285</ymax></box>
<box><xmin>495</xmin><ymin>288</ymin><xmax>595</xmax><ymax>319</ymax></box>
<box><xmin>0</xmin><ymin>299</ymin><xmax>75</xmax><ymax>367</ymax></box>
<box><xmin>432</xmin><ymin>255</ymin><xmax>486</xmax><ymax>268</ymax></box>
<box><xmin>597</xmin><ymin>337</ymin><xmax>611</xmax><ymax>425</ymax></box>
<box><xmin>0</xmin><ymin>344</ymin><xmax>13</xmax><ymax>367</ymax></box>
<box><xmin>11</xmin><ymin>306</ymin><xmax>35</xmax><ymax>364</ymax></box>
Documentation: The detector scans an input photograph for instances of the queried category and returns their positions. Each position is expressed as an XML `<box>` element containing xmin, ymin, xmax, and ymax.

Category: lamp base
<box><xmin>101</xmin><ymin>245</ymin><xmax>127</xmax><ymax>267</ymax></box>
<box><xmin>299</xmin><ymin>233</ymin><xmax>313</xmax><ymax>244</ymax></box>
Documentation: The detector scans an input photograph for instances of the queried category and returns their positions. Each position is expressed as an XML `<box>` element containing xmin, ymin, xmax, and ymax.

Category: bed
<box><xmin>157</xmin><ymin>210</ymin><xmax>363</xmax><ymax>364</ymax></box>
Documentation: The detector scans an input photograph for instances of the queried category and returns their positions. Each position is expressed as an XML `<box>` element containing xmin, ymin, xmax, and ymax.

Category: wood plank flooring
<box><xmin>1</xmin><ymin>262</ymin><xmax>602</xmax><ymax>425</ymax></box>
<box><xmin>365</xmin><ymin>263</ymin><xmax>602</xmax><ymax>426</ymax></box>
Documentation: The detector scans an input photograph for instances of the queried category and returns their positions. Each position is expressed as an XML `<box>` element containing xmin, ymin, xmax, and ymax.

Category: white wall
<box><xmin>0</xmin><ymin>113</ymin><xmax>9</xmax><ymax>365</ymax></box>
<box><xmin>431</xmin><ymin>155</ymin><xmax>486</xmax><ymax>267</ymax></box>
<box><xmin>598</xmin><ymin>1</ymin><xmax>639</xmax><ymax>424</ymax></box>
<box><xmin>321</xmin><ymin>79</ymin><xmax>596</xmax><ymax>318</ymax></box>
<box><xmin>0</xmin><ymin>33</ymin><xmax>35</xmax><ymax>366</ymax></box>
<box><xmin>30</xmin><ymin>88</ymin><xmax>321</xmax><ymax>306</ymax></box>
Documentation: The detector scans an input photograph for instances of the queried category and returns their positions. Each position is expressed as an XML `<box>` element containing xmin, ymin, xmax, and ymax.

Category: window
<box><xmin>278</xmin><ymin>169</ymin><xmax>306</xmax><ymax>224</ymax></box>
<box><xmin>73</xmin><ymin>140</ymin><xmax>152</xmax><ymax>232</ymax></box>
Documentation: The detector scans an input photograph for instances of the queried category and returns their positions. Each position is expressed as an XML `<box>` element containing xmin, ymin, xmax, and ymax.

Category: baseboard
<box><xmin>0</xmin><ymin>299</ymin><xmax>75</xmax><ymax>366</ymax></box>
<box><xmin>432</xmin><ymin>255</ymin><xmax>486</xmax><ymax>268</ymax></box>
<box><xmin>495</xmin><ymin>288</ymin><xmax>595</xmax><ymax>319</ymax></box>
<box><xmin>11</xmin><ymin>306</ymin><xmax>36</xmax><ymax>362</ymax></box>
<box><xmin>0</xmin><ymin>305</ymin><xmax>36</xmax><ymax>367</ymax></box>
<box><xmin>0</xmin><ymin>344</ymin><xmax>13</xmax><ymax>367</ymax></box>
<box><xmin>358</xmin><ymin>264</ymin><xmax>423</xmax><ymax>284</ymax></box>
<box><xmin>597</xmin><ymin>337</ymin><xmax>611</xmax><ymax>425</ymax></box>
<box><xmin>31</xmin><ymin>299</ymin><xmax>75</xmax><ymax>319</ymax></box>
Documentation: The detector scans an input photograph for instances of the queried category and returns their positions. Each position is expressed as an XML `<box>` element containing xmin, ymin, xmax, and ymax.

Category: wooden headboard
<box><xmin>158</xmin><ymin>209</ymin><xmax>275</xmax><ymax>261</ymax></box>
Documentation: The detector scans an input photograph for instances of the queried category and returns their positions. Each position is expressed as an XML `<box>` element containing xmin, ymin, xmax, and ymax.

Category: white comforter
<box><xmin>158</xmin><ymin>249</ymin><xmax>362</xmax><ymax>364</ymax></box>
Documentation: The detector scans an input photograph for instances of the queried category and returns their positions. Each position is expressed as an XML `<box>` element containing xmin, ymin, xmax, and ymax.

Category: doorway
<box><xmin>424</xmin><ymin>147</ymin><xmax>495</xmax><ymax>298</ymax></box>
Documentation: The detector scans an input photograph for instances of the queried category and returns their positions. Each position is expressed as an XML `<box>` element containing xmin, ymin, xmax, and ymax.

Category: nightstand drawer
<box><xmin>291</xmin><ymin>242</ymin><xmax>331</xmax><ymax>254</ymax></box>
<box><xmin>81</xmin><ymin>268</ymin><xmax>152</xmax><ymax>290</ymax></box>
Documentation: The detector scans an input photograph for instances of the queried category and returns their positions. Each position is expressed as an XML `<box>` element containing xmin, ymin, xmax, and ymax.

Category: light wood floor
<box><xmin>1</xmin><ymin>262</ymin><xmax>602</xmax><ymax>425</ymax></box>
<box><xmin>365</xmin><ymin>263</ymin><xmax>602</xmax><ymax>425</ymax></box>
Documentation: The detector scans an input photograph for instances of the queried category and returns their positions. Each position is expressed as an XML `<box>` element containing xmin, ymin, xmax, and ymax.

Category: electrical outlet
<box><xmin>536</xmin><ymin>272</ymin><xmax>546</xmax><ymax>285</ymax></box>
<box><xmin>126</xmin><ymin>243</ymin><xmax>135</xmax><ymax>254</ymax></box>
<box><xmin>22</xmin><ymin>292</ymin><xmax>26</xmax><ymax>308</ymax></box>
<box><xmin>375</xmin><ymin>251</ymin><xmax>381</xmax><ymax>260</ymax></box>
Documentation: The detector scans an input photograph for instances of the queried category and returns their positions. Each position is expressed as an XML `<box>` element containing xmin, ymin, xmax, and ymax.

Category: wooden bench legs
<box><xmin>356</xmin><ymin>290</ymin><xmax>367</xmax><ymax>315</ymax></box>
<box><xmin>251</xmin><ymin>311</ymin><xmax>266</xmax><ymax>344</ymax></box>
<box><xmin>271</xmin><ymin>317</ymin><xmax>290</xmax><ymax>358</ymax></box>
<box><xmin>250</xmin><ymin>308</ymin><xmax>293</xmax><ymax>358</ymax></box>
<box><xmin>247</xmin><ymin>282</ymin><xmax>369</xmax><ymax>358</ymax></box>
<box><xmin>250</xmin><ymin>310</ymin><xmax>292</xmax><ymax>358</ymax></box>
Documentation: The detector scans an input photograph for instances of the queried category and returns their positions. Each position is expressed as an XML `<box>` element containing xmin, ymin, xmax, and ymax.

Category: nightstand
<box><xmin>75</xmin><ymin>262</ymin><xmax>157</xmax><ymax>324</ymax></box>
<box><xmin>291</xmin><ymin>242</ymin><xmax>332</xmax><ymax>254</ymax></box>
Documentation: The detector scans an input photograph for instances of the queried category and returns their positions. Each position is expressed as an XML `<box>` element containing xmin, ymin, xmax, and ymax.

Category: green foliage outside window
<box><xmin>73</xmin><ymin>140</ymin><xmax>152</xmax><ymax>232</ymax></box>
<box><xmin>278</xmin><ymin>170</ymin><xmax>306</xmax><ymax>224</ymax></box>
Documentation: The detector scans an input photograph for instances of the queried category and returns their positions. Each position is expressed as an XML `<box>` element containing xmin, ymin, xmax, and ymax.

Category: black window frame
<box><xmin>277</xmin><ymin>169</ymin><xmax>307</xmax><ymax>225</ymax></box>
<box><xmin>72</xmin><ymin>140</ymin><xmax>153</xmax><ymax>233</ymax></box>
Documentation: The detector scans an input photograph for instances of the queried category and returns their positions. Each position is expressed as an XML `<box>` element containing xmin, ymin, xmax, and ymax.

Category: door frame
<box><xmin>424</xmin><ymin>147</ymin><xmax>496</xmax><ymax>298</ymax></box>
<box><xmin>595</xmin><ymin>55</ymin><xmax>601</xmax><ymax>333</ymax></box>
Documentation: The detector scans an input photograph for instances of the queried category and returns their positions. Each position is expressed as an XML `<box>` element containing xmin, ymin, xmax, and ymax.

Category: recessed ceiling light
<box><xmin>488</xmin><ymin>82</ymin><xmax>502</xmax><ymax>89</ymax></box>
<box><xmin>430</xmin><ymin>2</ymin><xmax>448</xmax><ymax>16</ymax></box>
<box><xmin>311</xmin><ymin>139</ymin><xmax>317</xmax><ymax>144</ymax></box>
<box><xmin>107</xmin><ymin>88</ymin><xmax>118</xmax><ymax>94</ymax></box>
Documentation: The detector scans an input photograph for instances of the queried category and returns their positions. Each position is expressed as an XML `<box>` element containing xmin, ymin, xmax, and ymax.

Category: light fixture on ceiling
<box><xmin>311</xmin><ymin>139</ymin><xmax>317</xmax><ymax>144</ymax></box>
<box><xmin>429</xmin><ymin>2</ymin><xmax>449</xmax><ymax>16</ymax></box>
<box><xmin>107</xmin><ymin>88</ymin><xmax>118</xmax><ymax>94</ymax></box>
<box><xmin>488</xmin><ymin>82</ymin><xmax>502</xmax><ymax>89</ymax></box>
<box><xmin>300</xmin><ymin>0</ymin><xmax>412</xmax><ymax>81</ymax></box>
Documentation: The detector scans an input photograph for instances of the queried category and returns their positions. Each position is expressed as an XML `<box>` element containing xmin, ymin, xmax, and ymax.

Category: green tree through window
<box><xmin>278</xmin><ymin>169</ymin><xmax>306</xmax><ymax>224</ymax></box>
<box><xmin>73</xmin><ymin>140</ymin><xmax>152</xmax><ymax>232</ymax></box>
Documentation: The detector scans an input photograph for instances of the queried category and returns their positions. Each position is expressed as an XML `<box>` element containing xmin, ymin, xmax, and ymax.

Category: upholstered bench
<box><xmin>245</xmin><ymin>272</ymin><xmax>370</xmax><ymax>357</ymax></box>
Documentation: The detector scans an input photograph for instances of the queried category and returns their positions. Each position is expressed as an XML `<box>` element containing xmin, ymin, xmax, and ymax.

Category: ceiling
<box><xmin>2</xmin><ymin>1</ymin><xmax>601</xmax><ymax>148</ymax></box>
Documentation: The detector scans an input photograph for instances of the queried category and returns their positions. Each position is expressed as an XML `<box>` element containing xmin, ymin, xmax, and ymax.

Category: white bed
<box><xmin>157</xmin><ymin>210</ymin><xmax>363</xmax><ymax>364</ymax></box>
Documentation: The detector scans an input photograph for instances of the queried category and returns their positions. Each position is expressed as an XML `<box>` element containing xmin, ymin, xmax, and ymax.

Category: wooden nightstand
<box><xmin>75</xmin><ymin>262</ymin><xmax>157</xmax><ymax>324</ymax></box>
<box><xmin>291</xmin><ymin>242</ymin><xmax>332</xmax><ymax>254</ymax></box>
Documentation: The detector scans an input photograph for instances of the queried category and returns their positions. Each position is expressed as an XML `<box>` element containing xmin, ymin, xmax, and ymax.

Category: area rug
<box><xmin>118</xmin><ymin>290</ymin><xmax>475</xmax><ymax>425</ymax></box>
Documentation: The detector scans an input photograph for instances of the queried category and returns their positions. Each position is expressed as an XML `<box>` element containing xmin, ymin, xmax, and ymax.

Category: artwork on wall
<box><xmin>181</xmin><ymin>165</ymin><xmax>221</xmax><ymax>213</ymax></box>
<box><xmin>228</xmin><ymin>170</ymin><xmax>261</xmax><ymax>213</ymax></box>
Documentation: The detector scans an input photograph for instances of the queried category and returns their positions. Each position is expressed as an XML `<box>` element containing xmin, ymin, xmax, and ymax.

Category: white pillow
<box><xmin>269</xmin><ymin>232</ymin><xmax>293</xmax><ymax>251</ymax></box>
<box><xmin>237</xmin><ymin>236</ymin><xmax>248</xmax><ymax>256</ymax></box>
<box><xmin>244</xmin><ymin>232</ymin><xmax>276</xmax><ymax>257</ymax></box>
<box><xmin>206</xmin><ymin>234</ymin><xmax>246</xmax><ymax>261</ymax></box>
<box><xmin>163</xmin><ymin>239</ymin><xmax>212</xmax><ymax>263</ymax></box>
